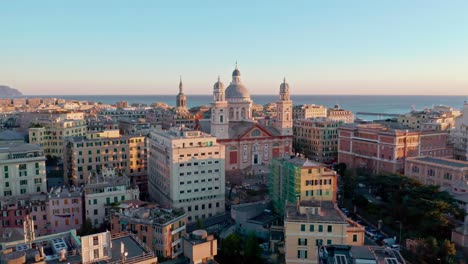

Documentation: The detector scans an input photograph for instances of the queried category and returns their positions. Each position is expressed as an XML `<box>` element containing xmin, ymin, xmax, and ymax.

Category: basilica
<box><xmin>199</xmin><ymin>65</ymin><xmax>293</xmax><ymax>171</ymax></box>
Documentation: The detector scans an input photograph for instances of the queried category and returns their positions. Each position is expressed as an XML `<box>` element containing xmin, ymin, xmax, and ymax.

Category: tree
<box><xmin>221</xmin><ymin>233</ymin><xmax>242</xmax><ymax>257</ymax></box>
<box><xmin>438</xmin><ymin>239</ymin><xmax>456</xmax><ymax>261</ymax></box>
<box><xmin>196</xmin><ymin>218</ymin><xmax>204</xmax><ymax>229</ymax></box>
<box><xmin>244</xmin><ymin>233</ymin><xmax>262</xmax><ymax>263</ymax></box>
<box><xmin>78</xmin><ymin>218</ymin><xmax>95</xmax><ymax>236</ymax></box>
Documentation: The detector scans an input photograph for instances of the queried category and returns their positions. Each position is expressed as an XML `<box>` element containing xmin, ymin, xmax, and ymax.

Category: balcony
<box><xmin>171</xmin><ymin>225</ymin><xmax>186</xmax><ymax>235</ymax></box>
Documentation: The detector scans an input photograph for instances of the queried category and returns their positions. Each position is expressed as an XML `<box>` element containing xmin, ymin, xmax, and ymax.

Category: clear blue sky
<box><xmin>2</xmin><ymin>0</ymin><xmax>468</xmax><ymax>95</ymax></box>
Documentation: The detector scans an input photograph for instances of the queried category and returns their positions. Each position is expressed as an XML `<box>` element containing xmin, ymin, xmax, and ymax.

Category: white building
<box><xmin>0</xmin><ymin>142</ymin><xmax>47</xmax><ymax>196</ymax></box>
<box><xmin>452</xmin><ymin>101</ymin><xmax>468</xmax><ymax>161</ymax></box>
<box><xmin>84</xmin><ymin>168</ymin><xmax>139</xmax><ymax>227</ymax></box>
<box><xmin>148</xmin><ymin>127</ymin><xmax>226</xmax><ymax>223</ymax></box>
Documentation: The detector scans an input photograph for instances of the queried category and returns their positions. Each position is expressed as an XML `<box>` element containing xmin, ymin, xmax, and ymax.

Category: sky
<box><xmin>1</xmin><ymin>0</ymin><xmax>468</xmax><ymax>95</ymax></box>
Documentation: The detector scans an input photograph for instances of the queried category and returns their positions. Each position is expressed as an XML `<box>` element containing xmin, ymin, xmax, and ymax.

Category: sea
<box><xmin>29</xmin><ymin>94</ymin><xmax>468</xmax><ymax>121</ymax></box>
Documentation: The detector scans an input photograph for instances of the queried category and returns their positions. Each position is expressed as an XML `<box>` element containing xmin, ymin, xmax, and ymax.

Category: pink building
<box><xmin>338</xmin><ymin>123</ymin><xmax>452</xmax><ymax>174</ymax></box>
<box><xmin>0</xmin><ymin>194</ymin><xmax>49</xmax><ymax>236</ymax></box>
<box><xmin>405</xmin><ymin>157</ymin><xmax>468</xmax><ymax>189</ymax></box>
<box><xmin>47</xmin><ymin>186</ymin><xmax>84</xmax><ymax>233</ymax></box>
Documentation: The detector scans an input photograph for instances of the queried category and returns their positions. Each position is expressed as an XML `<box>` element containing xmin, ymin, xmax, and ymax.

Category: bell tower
<box><xmin>275</xmin><ymin>77</ymin><xmax>293</xmax><ymax>136</ymax></box>
<box><xmin>210</xmin><ymin>76</ymin><xmax>229</xmax><ymax>139</ymax></box>
<box><xmin>176</xmin><ymin>76</ymin><xmax>187</xmax><ymax>111</ymax></box>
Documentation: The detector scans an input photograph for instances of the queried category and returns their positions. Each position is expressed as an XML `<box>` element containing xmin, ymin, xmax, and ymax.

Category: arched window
<box><xmin>251</xmin><ymin>129</ymin><xmax>261</xmax><ymax>137</ymax></box>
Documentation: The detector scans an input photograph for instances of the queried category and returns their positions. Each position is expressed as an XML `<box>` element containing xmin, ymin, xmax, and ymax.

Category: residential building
<box><xmin>398</xmin><ymin>105</ymin><xmax>461</xmax><ymax>131</ymax></box>
<box><xmin>284</xmin><ymin>200</ymin><xmax>365</xmax><ymax>264</ymax></box>
<box><xmin>47</xmin><ymin>186</ymin><xmax>84</xmax><ymax>234</ymax></box>
<box><xmin>318</xmin><ymin>245</ymin><xmax>406</xmax><ymax>264</ymax></box>
<box><xmin>327</xmin><ymin>105</ymin><xmax>354</xmax><ymax>124</ymax></box>
<box><xmin>84</xmin><ymin>168</ymin><xmax>140</xmax><ymax>228</ymax></box>
<box><xmin>28</xmin><ymin>113</ymin><xmax>86</xmax><ymax>158</ymax></box>
<box><xmin>338</xmin><ymin>123</ymin><xmax>452</xmax><ymax>174</ymax></box>
<box><xmin>0</xmin><ymin>229</ymin><xmax>157</xmax><ymax>264</ymax></box>
<box><xmin>293</xmin><ymin>118</ymin><xmax>343</xmax><ymax>163</ymax></box>
<box><xmin>12</xmin><ymin>98</ymin><xmax>26</xmax><ymax>107</ymax></box>
<box><xmin>63</xmin><ymin>130</ymin><xmax>147</xmax><ymax>191</ymax></box>
<box><xmin>110</xmin><ymin>200</ymin><xmax>187</xmax><ymax>259</ymax></box>
<box><xmin>405</xmin><ymin>157</ymin><xmax>468</xmax><ymax>190</ymax></box>
<box><xmin>116</xmin><ymin>101</ymin><xmax>129</xmax><ymax>109</ymax></box>
<box><xmin>0</xmin><ymin>142</ymin><xmax>47</xmax><ymax>196</ymax></box>
<box><xmin>293</xmin><ymin>104</ymin><xmax>327</xmax><ymax>120</ymax></box>
<box><xmin>451</xmin><ymin>101</ymin><xmax>468</xmax><ymax>161</ymax></box>
<box><xmin>148</xmin><ymin>127</ymin><xmax>225</xmax><ymax>223</ymax></box>
<box><xmin>98</xmin><ymin>108</ymin><xmax>147</xmax><ymax>121</ymax></box>
<box><xmin>119</xmin><ymin>118</ymin><xmax>153</xmax><ymax>136</ymax></box>
<box><xmin>183</xmin><ymin>229</ymin><xmax>218</xmax><ymax>264</ymax></box>
<box><xmin>27</xmin><ymin>98</ymin><xmax>42</xmax><ymax>108</ymax></box>
<box><xmin>269</xmin><ymin>156</ymin><xmax>337</xmax><ymax>216</ymax></box>
<box><xmin>0</xmin><ymin>194</ymin><xmax>49</xmax><ymax>236</ymax></box>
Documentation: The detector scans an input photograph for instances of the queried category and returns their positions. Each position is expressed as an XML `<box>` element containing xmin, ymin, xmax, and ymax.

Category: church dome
<box><xmin>213</xmin><ymin>78</ymin><xmax>224</xmax><ymax>91</ymax></box>
<box><xmin>225</xmin><ymin>83</ymin><xmax>250</xmax><ymax>99</ymax></box>
<box><xmin>232</xmin><ymin>68</ymin><xmax>241</xmax><ymax>77</ymax></box>
<box><xmin>280</xmin><ymin>81</ymin><xmax>289</xmax><ymax>93</ymax></box>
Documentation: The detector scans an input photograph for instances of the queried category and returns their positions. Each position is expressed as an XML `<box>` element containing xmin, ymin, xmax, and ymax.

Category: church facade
<box><xmin>202</xmin><ymin>65</ymin><xmax>293</xmax><ymax>171</ymax></box>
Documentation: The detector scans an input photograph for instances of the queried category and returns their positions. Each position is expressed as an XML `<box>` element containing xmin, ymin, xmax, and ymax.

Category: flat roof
<box><xmin>285</xmin><ymin>201</ymin><xmax>347</xmax><ymax>223</ymax></box>
<box><xmin>109</xmin><ymin>236</ymin><xmax>145</xmax><ymax>262</ymax></box>
<box><xmin>412</xmin><ymin>157</ymin><xmax>468</xmax><ymax>169</ymax></box>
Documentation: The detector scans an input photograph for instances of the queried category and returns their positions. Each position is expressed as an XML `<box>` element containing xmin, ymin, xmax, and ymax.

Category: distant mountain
<box><xmin>0</xmin><ymin>85</ymin><xmax>23</xmax><ymax>96</ymax></box>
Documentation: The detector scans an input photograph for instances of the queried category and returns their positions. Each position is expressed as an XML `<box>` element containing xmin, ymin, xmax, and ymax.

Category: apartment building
<box><xmin>84</xmin><ymin>168</ymin><xmax>139</xmax><ymax>228</ymax></box>
<box><xmin>148</xmin><ymin>127</ymin><xmax>225</xmax><ymax>223</ymax></box>
<box><xmin>110</xmin><ymin>201</ymin><xmax>187</xmax><ymax>259</ymax></box>
<box><xmin>293</xmin><ymin>118</ymin><xmax>343</xmax><ymax>163</ymax></box>
<box><xmin>269</xmin><ymin>156</ymin><xmax>337</xmax><ymax>216</ymax></box>
<box><xmin>284</xmin><ymin>200</ymin><xmax>365</xmax><ymax>264</ymax></box>
<box><xmin>338</xmin><ymin>123</ymin><xmax>452</xmax><ymax>174</ymax></box>
<box><xmin>47</xmin><ymin>186</ymin><xmax>84</xmax><ymax>234</ymax></box>
<box><xmin>63</xmin><ymin>130</ymin><xmax>147</xmax><ymax>190</ymax></box>
<box><xmin>452</xmin><ymin>101</ymin><xmax>468</xmax><ymax>161</ymax></box>
<box><xmin>293</xmin><ymin>104</ymin><xmax>327</xmax><ymax>120</ymax></box>
<box><xmin>405</xmin><ymin>157</ymin><xmax>468</xmax><ymax>190</ymax></box>
<box><xmin>397</xmin><ymin>105</ymin><xmax>461</xmax><ymax>131</ymax></box>
<box><xmin>0</xmin><ymin>194</ymin><xmax>49</xmax><ymax>236</ymax></box>
<box><xmin>28</xmin><ymin>112</ymin><xmax>87</xmax><ymax>158</ymax></box>
<box><xmin>0</xmin><ymin>142</ymin><xmax>47</xmax><ymax>196</ymax></box>
<box><xmin>98</xmin><ymin>108</ymin><xmax>147</xmax><ymax>121</ymax></box>
<box><xmin>327</xmin><ymin>105</ymin><xmax>354</xmax><ymax>124</ymax></box>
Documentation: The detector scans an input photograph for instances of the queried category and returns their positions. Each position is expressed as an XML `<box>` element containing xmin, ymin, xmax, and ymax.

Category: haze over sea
<box><xmin>31</xmin><ymin>94</ymin><xmax>467</xmax><ymax>120</ymax></box>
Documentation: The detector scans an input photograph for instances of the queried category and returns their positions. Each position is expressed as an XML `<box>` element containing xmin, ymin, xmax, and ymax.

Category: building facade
<box><xmin>63</xmin><ymin>130</ymin><xmax>147</xmax><ymax>191</ymax></box>
<box><xmin>451</xmin><ymin>101</ymin><xmax>468</xmax><ymax>161</ymax></box>
<box><xmin>338</xmin><ymin>123</ymin><xmax>453</xmax><ymax>174</ymax></box>
<box><xmin>405</xmin><ymin>157</ymin><xmax>468</xmax><ymax>190</ymax></box>
<box><xmin>205</xmin><ymin>65</ymin><xmax>293</xmax><ymax>171</ymax></box>
<box><xmin>0</xmin><ymin>143</ymin><xmax>47</xmax><ymax>196</ymax></box>
<box><xmin>284</xmin><ymin>201</ymin><xmax>365</xmax><ymax>264</ymax></box>
<box><xmin>148</xmin><ymin>128</ymin><xmax>225</xmax><ymax>223</ymax></box>
<box><xmin>269</xmin><ymin>157</ymin><xmax>337</xmax><ymax>216</ymax></box>
<box><xmin>28</xmin><ymin>112</ymin><xmax>87</xmax><ymax>158</ymax></box>
<box><xmin>110</xmin><ymin>201</ymin><xmax>187</xmax><ymax>259</ymax></box>
<box><xmin>293</xmin><ymin>118</ymin><xmax>343</xmax><ymax>163</ymax></box>
<box><xmin>84</xmin><ymin>168</ymin><xmax>140</xmax><ymax>228</ymax></box>
<box><xmin>293</xmin><ymin>104</ymin><xmax>327</xmax><ymax>120</ymax></box>
<box><xmin>47</xmin><ymin>186</ymin><xmax>84</xmax><ymax>234</ymax></box>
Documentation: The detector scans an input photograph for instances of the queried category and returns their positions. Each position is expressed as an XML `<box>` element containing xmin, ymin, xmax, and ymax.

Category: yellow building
<box><xmin>269</xmin><ymin>157</ymin><xmax>337</xmax><ymax>216</ymax></box>
<box><xmin>284</xmin><ymin>201</ymin><xmax>365</xmax><ymax>264</ymax></box>
<box><xmin>183</xmin><ymin>230</ymin><xmax>218</xmax><ymax>264</ymax></box>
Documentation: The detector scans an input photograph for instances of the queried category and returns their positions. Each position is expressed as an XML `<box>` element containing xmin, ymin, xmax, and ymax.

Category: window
<box><xmin>300</xmin><ymin>224</ymin><xmax>305</xmax><ymax>232</ymax></box>
<box><xmin>297</xmin><ymin>249</ymin><xmax>307</xmax><ymax>259</ymax></box>
<box><xmin>93</xmin><ymin>236</ymin><xmax>99</xmax><ymax>245</ymax></box>
<box><xmin>298</xmin><ymin>238</ymin><xmax>307</xmax><ymax>246</ymax></box>
<box><xmin>327</xmin><ymin>239</ymin><xmax>332</xmax><ymax>245</ymax></box>
<box><xmin>251</xmin><ymin>129</ymin><xmax>261</xmax><ymax>137</ymax></box>
<box><xmin>309</xmin><ymin>224</ymin><xmax>314</xmax><ymax>232</ymax></box>
<box><xmin>327</xmin><ymin>225</ymin><xmax>333</xmax><ymax>232</ymax></box>
<box><xmin>353</xmin><ymin>234</ymin><xmax>358</xmax><ymax>242</ymax></box>
<box><xmin>316</xmin><ymin>239</ymin><xmax>323</xmax><ymax>246</ymax></box>
<box><xmin>318</xmin><ymin>225</ymin><xmax>323</xmax><ymax>232</ymax></box>
<box><xmin>20</xmin><ymin>180</ymin><xmax>28</xmax><ymax>185</ymax></box>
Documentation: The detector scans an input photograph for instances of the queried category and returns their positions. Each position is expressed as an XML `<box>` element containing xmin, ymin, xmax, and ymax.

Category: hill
<box><xmin>0</xmin><ymin>85</ymin><xmax>23</xmax><ymax>96</ymax></box>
